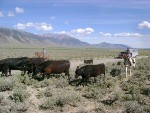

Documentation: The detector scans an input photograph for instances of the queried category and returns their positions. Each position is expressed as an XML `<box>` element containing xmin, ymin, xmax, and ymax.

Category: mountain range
<box><xmin>0</xmin><ymin>27</ymin><xmax>131</xmax><ymax>49</ymax></box>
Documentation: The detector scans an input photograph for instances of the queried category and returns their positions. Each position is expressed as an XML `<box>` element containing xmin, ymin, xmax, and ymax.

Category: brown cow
<box><xmin>33</xmin><ymin>60</ymin><xmax>70</xmax><ymax>80</ymax></box>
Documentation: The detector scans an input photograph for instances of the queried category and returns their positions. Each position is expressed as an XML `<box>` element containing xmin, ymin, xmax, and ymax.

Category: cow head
<box><xmin>33</xmin><ymin>66</ymin><xmax>42</xmax><ymax>75</ymax></box>
<box><xmin>75</xmin><ymin>66</ymin><xmax>82</xmax><ymax>78</ymax></box>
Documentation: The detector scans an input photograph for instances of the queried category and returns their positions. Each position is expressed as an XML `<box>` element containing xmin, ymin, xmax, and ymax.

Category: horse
<box><xmin>122</xmin><ymin>54</ymin><xmax>136</xmax><ymax>78</ymax></box>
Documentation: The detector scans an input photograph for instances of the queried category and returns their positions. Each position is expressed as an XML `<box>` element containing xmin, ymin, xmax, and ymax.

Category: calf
<box><xmin>75</xmin><ymin>63</ymin><xmax>105</xmax><ymax>86</ymax></box>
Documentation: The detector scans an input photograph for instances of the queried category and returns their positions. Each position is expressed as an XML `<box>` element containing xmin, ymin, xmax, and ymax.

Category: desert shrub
<box><xmin>134</xmin><ymin>70</ymin><xmax>143</xmax><ymax>77</ymax></box>
<box><xmin>137</xmin><ymin>95</ymin><xmax>150</xmax><ymax>106</ymax></box>
<box><xmin>54</xmin><ymin>77</ymin><xmax>69</xmax><ymax>88</ymax></box>
<box><xmin>0</xmin><ymin>106</ymin><xmax>12</xmax><ymax>113</ymax></box>
<box><xmin>122</xmin><ymin>93</ymin><xmax>140</xmax><ymax>102</ymax></box>
<box><xmin>39</xmin><ymin>98</ymin><xmax>55</xmax><ymax>110</ymax></box>
<box><xmin>82</xmin><ymin>85</ymin><xmax>111</xmax><ymax>100</ymax></box>
<box><xmin>110</xmin><ymin>68</ymin><xmax>121</xmax><ymax>77</ymax></box>
<box><xmin>44</xmin><ymin>88</ymin><xmax>53</xmax><ymax>98</ymax></box>
<box><xmin>38</xmin><ymin>78</ymin><xmax>51</xmax><ymax>88</ymax></box>
<box><xmin>15</xmin><ymin>102</ymin><xmax>29</xmax><ymax>113</ymax></box>
<box><xmin>136</xmin><ymin>58</ymin><xmax>150</xmax><ymax>71</ymax></box>
<box><xmin>0</xmin><ymin>94</ymin><xmax>4</xmax><ymax>104</ymax></box>
<box><xmin>15</xmin><ymin>74</ymin><xmax>30</xmax><ymax>85</ymax></box>
<box><xmin>118</xmin><ymin>73</ymin><xmax>126</xmax><ymax>80</ymax></box>
<box><xmin>0</xmin><ymin>93</ymin><xmax>29</xmax><ymax>113</ymax></box>
<box><xmin>122</xmin><ymin>94</ymin><xmax>131</xmax><ymax>101</ymax></box>
<box><xmin>142</xmin><ymin>105</ymin><xmax>150</xmax><ymax>113</ymax></box>
<box><xmin>39</xmin><ymin>89</ymin><xmax>83</xmax><ymax>110</ymax></box>
<box><xmin>121</xmin><ymin>82</ymin><xmax>139</xmax><ymax>93</ymax></box>
<box><xmin>117</xmin><ymin>61</ymin><xmax>122</xmax><ymax>66</ymax></box>
<box><xmin>37</xmin><ymin>87</ymin><xmax>53</xmax><ymax>99</ymax></box>
<box><xmin>101</xmin><ymin>93</ymin><xmax>119</xmax><ymax>106</ymax></box>
<box><xmin>105</xmin><ymin>79</ymin><xmax>116</xmax><ymax>88</ymax></box>
<box><xmin>0</xmin><ymin>78</ymin><xmax>14</xmax><ymax>92</ymax></box>
<box><xmin>140</xmin><ymin>85</ymin><xmax>150</xmax><ymax>96</ymax></box>
<box><xmin>124</xmin><ymin>101</ymin><xmax>144</xmax><ymax>113</ymax></box>
<box><xmin>0</xmin><ymin>102</ymin><xmax>29</xmax><ymax>113</ymax></box>
<box><xmin>8</xmin><ymin>88</ymin><xmax>29</xmax><ymax>103</ymax></box>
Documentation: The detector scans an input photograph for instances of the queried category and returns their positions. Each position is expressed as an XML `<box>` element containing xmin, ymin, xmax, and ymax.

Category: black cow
<box><xmin>0</xmin><ymin>57</ymin><xmax>30</xmax><ymax>76</ymax></box>
<box><xmin>75</xmin><ymin>63</ymin><xmax>105</xmax><ymax>86</ymax></box>
<box><xmin>84</xmin><ymin>59</ymin><xmax>93</xmax><ymax>64</ymax></box>
<box><xmin>26</xmin><ymin>58</ymin><xmax>45</xmax><ymax>75</ymax></box>
<box><xmin>33</xmin><ymin>60</ymin><xmax>70</xmax><ymax>80</ymax></box>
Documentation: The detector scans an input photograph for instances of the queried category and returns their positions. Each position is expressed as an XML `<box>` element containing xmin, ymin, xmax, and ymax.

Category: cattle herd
<box><xmin>0</xmin><ymin>57</ymin><xmax>105</xmax><ymax>86</ymax></box>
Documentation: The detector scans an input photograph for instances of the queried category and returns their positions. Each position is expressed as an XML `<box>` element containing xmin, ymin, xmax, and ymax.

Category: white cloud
<box><xmin>100</xmin><ymin>32</ymin><xmax>112</xmax><ymax>36</ymax></box>
<box><xmin>15</xmin><ymin>7</ymin><xmax>24</xmax><ymax>14</ymax></box>
<box><xmin>35</xmin><ymin>23</ymin><xmax>53</xmax><ymax>31</ymax></box>
<box><xmin>8</xmin><ymin>11</ymin><xmax>15</xmax><ymax>17</ymax></box>
<box><xmin>0</xmin><ymin>11</ymin><xmax>4</xmax><ymax>17</ymax></box>
<box><xmin>15</xmin><ymin>22</ymin><xmax>53</xmax><ymax>31</ymax></box>
<box><xmin>138</xmin><ymin>21</ymin><xmax>150</xmax><ymax>29</ymax></box>
<box><xmin>71</xmin><ymin>27</ymin><xmax>94</xmax><ymax>35</ymax></box>
<box><xmin>58</xmin><ymin>31</ymin><xmax>67</xmax><ymax>34</ymax></box>
<box><xmin>100</xmin><ymin>32</ymin><xmax>143</xmax><ymax>37</ymax></box>
<box><xmin>114</xmin><ymin>33</ymin><xmax>143</xmax><ymax>37</ymax></box>
<box><xmin>26</xmin><ymin>22</ymin><xmax>34</xmax><ymax>27</ymax></box>
<box><xmin>16</xmin><ymin>23</ymin><xmax>27</xmax><ymax>29</ymax></box>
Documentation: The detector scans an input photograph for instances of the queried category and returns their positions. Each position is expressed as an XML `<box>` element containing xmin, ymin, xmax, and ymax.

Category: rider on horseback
<box><xmin>126</xmin><ymin>48</ymin><xmax>132</xmax><ymax>57</ymax></box>
<box><xmin>126</xmin><ymin>48</ymin><xmax>135</xmax><ymax>65</ymax></box>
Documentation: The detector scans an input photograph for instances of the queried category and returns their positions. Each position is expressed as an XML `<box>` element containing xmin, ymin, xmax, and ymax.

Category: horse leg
<box><xmin>126</xmin><ymin>66</ymin><xmax>128</xmax><ymax>78</ymax></box>
<box><xmin>129</xmin><ymin>67</ymin><xmax>131</xmax><ymax>76</ymax></box>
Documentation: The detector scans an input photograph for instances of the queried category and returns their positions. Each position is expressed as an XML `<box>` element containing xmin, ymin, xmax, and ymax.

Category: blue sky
<box><xmin>0</xmin><ymin>0</ymin><xmax>150</xmax><ymax>48</ymax></box>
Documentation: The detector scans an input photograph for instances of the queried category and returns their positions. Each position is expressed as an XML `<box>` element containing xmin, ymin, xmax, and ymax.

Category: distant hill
<box><xmin>92</xmin><ymin>42</ymin><xmax>131</xmax><ymax>49</ymax></box>
<box><xmin>0</xmin><ymin>27</ymin><xmax>131</xmax><ymax>49</ymax></box>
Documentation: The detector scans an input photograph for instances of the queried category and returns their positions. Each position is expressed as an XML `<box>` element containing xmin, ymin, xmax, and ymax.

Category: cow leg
<box><xmin>64</xmin><ymin>70</ymin><xmax>70</xmax><ymax>81</ymax></box>
<box><xmin>21</xmin><ymin>70</ymin><xmax>26</xmax><ymax>76</ymax></box>
<box><xmin>67</xmin><ymin>71</ymin><xmax>71</xmax><ymax>81</ymax></box>
<box><xmin>8</xmin><ymin>69</ymin><xmax>12</xmax><ymax>76</ymax></box>
<box><xmin>76</xmin><ymin>78</ymin><xmax>84</xmax><ymax>86</ymax></box>
<box><xmin>94</xmin><ymin>77</ymin><xmax>96</xmax><ymax>84</ymax></box>
<box><xmin>1</xmin><ymin>72</ymin><xmax>4</xmax><ymax>77</ymax></box>
<box><xmin>5</xmin><ymin>70</ymin><xmax>8</xmax><ymax>77</ymax></box>
<box><xmin>27</xmin><ymin>71</ymin><xmax>32</xmax><ymax>79</ymax></box>
<box><xmin>68</xmin><ymin>74</ymin><xmax>71</xmax><ymax>81</ymax></box>
<box><xmin>42</xmin><ymin>73</ymin><xmax>45</xmax><ymax>79</ymax></box>
<box><xmin>85</xmin><ymin>78</ymin><xmax>89</xmax><ymax>86</ymax></box>
<box><xmin>83</xmin><ymin>75</ymin><xmax>89</xmax><ymax>86</ymax></box>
